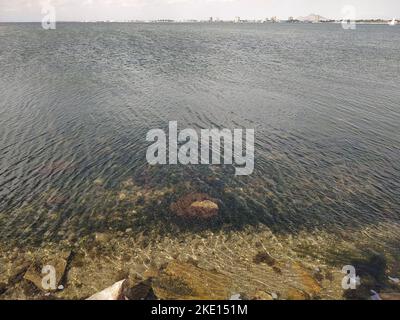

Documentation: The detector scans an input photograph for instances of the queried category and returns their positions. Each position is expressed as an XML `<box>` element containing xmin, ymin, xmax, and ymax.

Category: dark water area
<box><xmin>0</xmin><ymin>22</ymin><xmax>399</xmax><ymax>263</ymax></box>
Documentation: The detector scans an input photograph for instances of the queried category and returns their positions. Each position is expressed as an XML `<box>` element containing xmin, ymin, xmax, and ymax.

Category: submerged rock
<box><xmin>286</xmin><ymin>288</ymin><xmax>311</xmax><ymax>300</ymax></box>
<box><xmin>170</xmin><ymin>193</ymin><xmax>219</xmax><ymax>219</ymax></box>
<box><xmin>39</xmin><ymin>161</ymin><xmax>74</xmax><ymax>175</ymax></box>
<box><xmin>378</xmin><ymin>292</ymin><xmax>400</xmax><ymax>300</ymax></box>
<box><xmin>46</xmin><ymin>193</ymin><xmax>67</xmax><ymax>207</ymax></box>
<box><xmin>0</xmin><ymin>282</ymin><xmax>7</xmax><ymax>295</ymax></box>
<box><xmin>188</xmin><ymin>200</ymin><xmax>218</xmax><ymax>218</ymax></box>
<box><xmin>291</xmin><ymin>262</ymin><xmax>322</xmax><ymax>297</ymax></box>
<box><xmin>251</xmin><ymin>290</ymin><xmax>274</xmax><ymax>300</ymax></box>
<box><xmin>93</xmin><ymin>178</ymin><xmax>104</xmax><ymax>186</ymax></box>
<box><xmin>125</xmin><ymin>279</ymin><xmax>157</xmax><ymax>300</ymax></box>
<box><xmin>253</xmin><ymin>252</ymin><xmax>276</xmax><ymax>266</ymax></box>
<box><xmin>87</xmin><ymin>279</ymin><xmax>129</xmax><ymax>300</ymax></box>
<box><xmin>8</xmin><ymin>262</ymin><xmax>31</xmax><ymax>287</ymax></box>
<box><xmin>24</xmin><ymin>255</ymin><xmax>69</xmax><ymax>291</ymax></box>
<box><xmin>152</xmin><ymin>261</ymin><xmax>231</xmax><ymax>300</ymax></box>
<box><xmin>94</xmin><ymin>232</ymin><xmax>113</xmax><ymax>244</ymax></box>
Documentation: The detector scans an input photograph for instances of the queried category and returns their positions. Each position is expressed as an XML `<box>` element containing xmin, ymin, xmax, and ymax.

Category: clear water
<box><xmin>0</xmin><ymin>22</ymin><xmax>399</xmax><ymax>299</ymax></box>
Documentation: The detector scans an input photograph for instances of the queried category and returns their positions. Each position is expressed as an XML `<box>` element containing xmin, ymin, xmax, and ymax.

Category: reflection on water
<box><xmin>0</xmin><ymin>22</ymin><xmax>399</xmax><ymax>299</ymax></box>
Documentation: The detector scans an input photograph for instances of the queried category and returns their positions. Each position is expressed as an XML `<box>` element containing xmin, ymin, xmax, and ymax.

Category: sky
<box><xmin>0</xmin><ymin>0</ymin><xmax>399</xmax><ymax>22</ymax></box>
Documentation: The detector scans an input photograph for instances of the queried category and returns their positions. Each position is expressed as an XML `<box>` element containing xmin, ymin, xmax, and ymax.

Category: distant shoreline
<box><xmin>0</xmin><ymin>20</ymin><xmax>398</xmax><ymax>25</ymax></box>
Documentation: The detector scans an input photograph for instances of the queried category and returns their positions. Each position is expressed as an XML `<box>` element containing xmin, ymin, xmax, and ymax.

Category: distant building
<box><xmin>297</xmin><ymin>14</ymin><xmax>328</xmax><ymax>23</ymax></box>
<box><xmin>234</xmin><ymin>16</ymin><xmax>241</xmax><ymax>23</ymax></box>
<box><xmin>209</xmin><ymin>17</ymin><xmax>213</xmax><ymax>22</ymax></box>
<box><xmin>155</xmin><ymin>19</ymin><xmax>175</xmax><ymax>23</ymax></box>
<box><xmin>271</xmin><ymin>16</ymin><xmax>278</xmax><ymax>23</ymax></box>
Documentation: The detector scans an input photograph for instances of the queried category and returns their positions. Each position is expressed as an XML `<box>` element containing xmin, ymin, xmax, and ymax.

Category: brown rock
<box><xmin>252</xmin><ymin>290</ymin><xmax>274</xmax><ymax>300</ymax></box>
<box><xmin>286</xmin><ymin>288</ymin><xmax>311</xmax><ymax>300</ymax></box>
<box><xmin>23</xmin><ymin>252</ymin><xmax>70</xmax><ymax>291</ymax></box>
<box><xmin>94</xmin><ymin>232</ymin><xmax>112</xmax><ymax>244</ymax></box>
<box><xmin>188</xmin><ymin>201</ymin><xmax>218</xmax><ymax>218</ymax></box>
<box><xmin>272</xmin><ymin>266</ymin><xmax>282</xmax><ymax>274</ymax></box>
<box><xmin>313</xmin><ymin>270</ymin><xmax>324</xmax><ymax>282</ymax></box>
<box><xmin>379</xmin><ymin>292</ymin><xmax>400</xmax><ymax>300</ymax></box>
<box><xmin>125</xmin><ymin>279</ymin><xmax>157</xmax><ymax>300</ymax></box>
<box><xmin>143</xmin><ymin>267</ymin><xmax>160</xmax><ymax>279</ymax></box>
<box><xmin>253</xmin><ymin>252</ymin><xmax>276</xmax><ymax>266</ymax></box>
<box><xmin>152</xmin><ymin>261</ymin><xmax>231</xmax><ymax>300</ymax></box>
<box><xmin>170</xmin><ymin>193</ymin><xmax>219</xmax><ymax>219</ymax></box>
<box><xmin>291</xmin><ymin>262</ymin><xmax>322</xmax><ymax>296</ymax></box>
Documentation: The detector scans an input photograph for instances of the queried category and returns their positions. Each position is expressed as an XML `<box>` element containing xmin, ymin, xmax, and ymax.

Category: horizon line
<box><xmin>0</xmin><ymin>17</ymin><xmax>398</xmax><ymax>23</ymax></box>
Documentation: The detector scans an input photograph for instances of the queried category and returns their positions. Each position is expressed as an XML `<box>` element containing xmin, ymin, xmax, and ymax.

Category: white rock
<box><xmin>370</xmin><ymin>290</ymin><xmax>381</xmax><ymax>301</ymax></box>
<box><xmin>229</xmin><ymin>293</ymin><xmax>241</xmax><ymax>300</ymax></box>
<box><xmin>388</xmin><ymin>276</ymin><xmax>399</xmax><ymax>284</ymax></box>
<box><xmin>87</xmin><ymin>280</ymin><xmax>128</xmax><ymax>300</ymax></box>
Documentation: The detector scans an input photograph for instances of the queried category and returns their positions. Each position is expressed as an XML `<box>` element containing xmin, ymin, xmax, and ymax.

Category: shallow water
<box><xmin>0</xmin><ymin>22</ymin><xmax>399</xmax><ymax>299</ymax></box>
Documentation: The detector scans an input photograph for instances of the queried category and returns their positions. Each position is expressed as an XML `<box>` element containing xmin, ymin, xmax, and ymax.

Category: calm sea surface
<box><xmin>0</xmin><ymin>23</ymin><xmax>399</xmax><ymax>256</ymax></box>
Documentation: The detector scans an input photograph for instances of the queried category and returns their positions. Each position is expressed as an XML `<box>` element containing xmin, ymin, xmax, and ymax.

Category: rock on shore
<box><xmin>87</xmin><ymin>279</ymin><xmax>129</xmax><ymax>300</ymax></box>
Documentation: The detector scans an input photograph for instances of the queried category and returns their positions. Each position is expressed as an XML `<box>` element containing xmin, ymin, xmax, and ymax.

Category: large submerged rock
<box><xmin>170</xmin><ymin>193</ymin><xmax>219</xmax><ymax>219</ymax></box>
<box><xmin>23</xmin><ymin>251</ymin><xmax>71</xmax><ymax>291</ymax></box>
<box><xmin>152</xmin><ymin>261</ymin><xmax>231</xmax><ymax>300</ymax></box>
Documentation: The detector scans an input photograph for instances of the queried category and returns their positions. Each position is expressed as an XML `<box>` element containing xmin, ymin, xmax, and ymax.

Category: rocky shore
<box><xmin>0</xmin><ymin>175</ymin><xmax>399</xmax><ymax>300</ymax></box>
<box><xmin>0</xmin><ymin>226</ymin><xmax>399</xmax><ymax>300</ymax></box>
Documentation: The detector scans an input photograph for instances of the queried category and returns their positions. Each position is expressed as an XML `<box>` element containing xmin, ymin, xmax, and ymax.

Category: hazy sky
<box><xmin>1</xmin><ymin>0</ymin><xmax>399</xmax><ymax>22</ymax></box>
